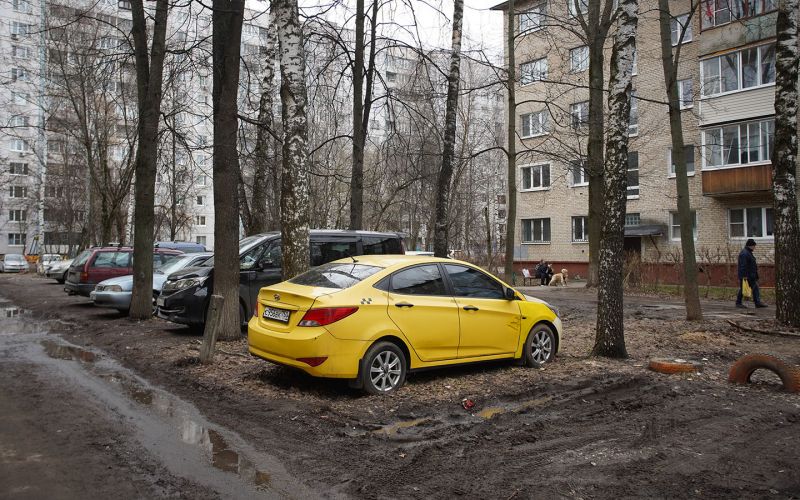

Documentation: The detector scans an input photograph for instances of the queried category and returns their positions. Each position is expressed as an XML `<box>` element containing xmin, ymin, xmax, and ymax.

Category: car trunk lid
<box><xmin>255</xmin><ymin>282</ymin><xmax>338</xmax><ymax>332</ymax></box>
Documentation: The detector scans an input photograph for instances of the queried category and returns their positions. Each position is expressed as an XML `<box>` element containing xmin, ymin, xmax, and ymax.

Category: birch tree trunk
<box><xmin>657</xmin><ymin>0</ymin><xmax>702</xmax><ymax>320</ymax></box>
<box><xmin>433</xmin><ymin>0</ymin><xmax>464</xmax><ymax>258</ymax></box>
<box><xmin>593</xmin><ymin>0</ymin><xmax>638</xmax><ymax>358</ymax></box>
<box><xmin>212</xmin><ymin>0</ymin><xmax>245</xmax><ymax>339</ymax></box>
<box><xmin>503</xmin><ymin>0</ymin><xmax>517</xmax><ymax>282</ymax></box>
<box><xmin>129</xmin><ymin>0</ymin><xmax>169</xmax><ymax>320</ymax></box>
<box><xmin>772</xmin><ymin>0</ymin><xmax>800</xmax><ymax>326</ymax></box>
<box><xmin>275</xmin><ymin>0</ymin><xmax>311</xmax><ymax>279</ymax></box>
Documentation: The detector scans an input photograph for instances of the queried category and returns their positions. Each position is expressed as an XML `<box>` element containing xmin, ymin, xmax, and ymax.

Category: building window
<box><xmin>13</xmin><ymin>93</ymin><xmax>29</xmax><ymax>105</ymax></box>
<box><xmin>701</xmin><ymin>0</ymin><xmax>777</xmax><ymax>29</ymax></box>
<box><xmin>522</xmin><ymin>218</ymin><xmax>551</xmax><ymax>244</ymax></box>
<box><xmin>11</xmin><ymin>22</ymin><xmax>31</xmax><ymax>36</ymax></box>
<box><xmin>8</xmin><ymin>233</ymin><xmax>27</xmax><ymax>246</ymax></box>
<box><xmin>729</xmin><ymin>207</ymin><xmax>773</xmax><ymax>239</ymax></box>
<box><xmin>702</xmin><ymin>118</ymin><xmax>774</xmax><ymax>168</ymax></box>
<box><xmin>10</xmin><ymin>162</ymin><xmax>29</xmax><ymax>175</ymax></box>
<box><xmin>668</xmin><ymin>144</ymin><xmax>696</xmax><ymax>176</ymax></box>
<box><xmin>627</xmin><ymin>152</ymin><xmax>640</xmax><ymax>198</ymax></box>
<box><xmin>9</xmin><ymin>210</ymin><xmax>27</xmax><ymax>222</ymax></box>
<box><xmin>196</xmin><ymin>195</ymin><xmax>205</xmax><ymax>206</ymax></box>
<box><xmin>628</xmin><ymin>91</ymin><xmax>638</xmax><ymax>136</ymax></box>
<box><xmin>519</xmin><ymin>3</ymin><xmax>547</xmax><ymax>32</ymax></box>
<box><xmin>568</xmin><ymin>0</ymin><xmax>588</xmax><ymax>17</ymax></box>
<box><xmin>678</xmin><ymin>79</ymin><xmax>694</xmax><ymax>109</ymax></box>
<box><xmin>625</xmin><ymin>213</ymin><xmax>641</xmax><ymax>227</ymax></box>
<box><xmin>671</xmin><ymin>14</ymin><xmax>693</xmax><ymax>45</ymax></box>
<box><xmin>570</xmin><ymin>101</ymin><xmax>589</xmax><ymax>128</ymax></box>
<box><xmin>12</xmin><ymin>45</ymin><xmax>32</xmax><ymax>59</ymax></box>
<box><xmin>11</xmin><ymin>115</ymin><xmax>30</xmax><ymax>127</ymax></box>
<box><xmin>700</xmin><ymin>43</ymin><xmax>775</xmax><ymax>97</ymax></box>
<box><xmin>196</xmin><ymin>235</ymin><xmax>207</xmax><ymax>246</ymax></box>
<box><xmin>520</xmin><ymin>58</ymin><xmax>548</xmax><ymax>85</ymax></box>
<box><xmin>570</xmin><ymin>46</ymin><xmax>589</xmax><ymax>72</ymax></box>
<box><xmin>670</xmin><ymin>211</ymin><xmax>698</xmax><ymax>240</ymax></box>
<box><xmin>195</xmin><ymin>215</ymin><xmax>206</xmax><ymax>226</ymax></box>
<box><xmin>521</xmin><ymin>164</ymin><xmax>551</xmax><ymax>191</ymax></box>
<box><xmin>521</xmin><ymin>110</ymin><xmax>549</xmax><ymax>137</ymax></box>
<box><xmin>45</xmin><ymin>186</ymin><xmax>64</xmax><ymax>198</ymax></box>
<box><xmin>10</xmin><ymin>186</ymin><xmax>27</xmax><ymax>198</ymax></box>
<box><xmin>570</xmin><ymin>159</ymin><xmax>588</xmax><ymax>186</ymax></box>
<box><xmin>13</xmin><ymin>0</ymin><xmax>32</xmax><ymax>13</ymax></box>
<box><xmin>197</xmin><ymin>175</ymin><xmax>207</xmax><ymax>186</ymax></box>
<box><xmin>118</xmin><ymin>0</ymin><xmax>132</xmax><ymax>9</ymax></box>
<box><xmin>11</xmin><ymin>68</ymin><xmax>28</xmax><ymax>82</ymax></box>
<box><xmin>572</xmin><ymin>216</ymin><xmax>588</xmax><ymax>242</ymax></box>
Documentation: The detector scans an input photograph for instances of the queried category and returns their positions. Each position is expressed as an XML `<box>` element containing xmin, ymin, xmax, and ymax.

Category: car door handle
<box><xmin>395</xmin><ymin>302</ymin><xmax>414</xmax><ymax>308</ymax></box>
<box><xmin>463</xmin><ymin>305</ymin><xmax>479</xmax><ymax>311</ymax></box>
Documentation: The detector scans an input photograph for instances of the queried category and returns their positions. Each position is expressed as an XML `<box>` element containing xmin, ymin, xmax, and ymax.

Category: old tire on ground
<box><xmin>523</xmin><ymin>323</ymin><xmax>556</xmax><ymax>368</ymax></box>
<box><xmin>648</xmin><ymin>358</ymin><xmax>701</xmax><ymax>374</ymax></box>
<box><xmin>360</xmin><ymin>341</ymin><xmax>407</xmax><ymax>395</ymax></box>
<box><xmin>728</xmin><ymin>354</ymin><xmax>800</xmax><ymax>393</ymax></box>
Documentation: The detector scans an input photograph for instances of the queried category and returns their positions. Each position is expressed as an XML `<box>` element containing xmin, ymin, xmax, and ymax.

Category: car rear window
<box><xmin>362</xmin><ymin>236</ymin><xmax>403</xmax><ymax>255</ymax></box>
<box><xmin>290</xmin><ymin>263</ymin><xmax>382</xmax><ymax>289</ymax></box>
<box><xmin>91</xmin><ymin>251</ymin><xmax>131</xmax><ymax>268</ymax></box>
<box><xmin>72</xmin><ymin>250</ymin><xmax>93</xmax><ymax>267</ymax></box>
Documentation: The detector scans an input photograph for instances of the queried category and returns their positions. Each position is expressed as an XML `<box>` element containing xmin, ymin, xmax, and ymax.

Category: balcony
<box><xmin>702</xmin><ymin>163</ymin><xmax>772</xmax><ymax>196</ymax></box>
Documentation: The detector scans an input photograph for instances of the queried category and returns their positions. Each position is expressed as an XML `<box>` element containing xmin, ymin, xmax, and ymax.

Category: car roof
<box><xmin>253</xmin><ymin>229</ymin><xmax>403</xmax><ymax>240</ymax></box>
<box><xmin>329</xmin><ymin>254</ymin><xmax>453</xmax><ymax>268</ymax></box>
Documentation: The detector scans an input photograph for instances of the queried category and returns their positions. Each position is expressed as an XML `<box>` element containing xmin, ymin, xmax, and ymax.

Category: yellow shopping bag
<box><xmin>742</xmin><ymin>279</ymin><xmax>752</xmax><ymax>299</ymax></box>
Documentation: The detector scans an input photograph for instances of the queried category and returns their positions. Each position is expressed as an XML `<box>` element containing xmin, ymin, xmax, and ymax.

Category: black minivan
<box><xmin>156</xmin><ymin>230</ymin><xmax>405</xmax><ymax>331</ymax></box>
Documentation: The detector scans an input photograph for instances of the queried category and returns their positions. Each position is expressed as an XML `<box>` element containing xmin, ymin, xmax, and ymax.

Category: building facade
<box><xmin>494</xmin><ymin>0</ymin><xmax>783</xmax><ymax>282</ymax></box>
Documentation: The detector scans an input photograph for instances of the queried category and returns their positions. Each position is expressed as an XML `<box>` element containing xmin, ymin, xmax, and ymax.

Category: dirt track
<box><xmin>1</xmin><ymin>273</ymin><xmax>798</xmax><ymax>498</ymax></box>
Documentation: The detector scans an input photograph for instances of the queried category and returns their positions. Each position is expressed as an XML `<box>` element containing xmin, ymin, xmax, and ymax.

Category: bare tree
<box><xmin>129</xmin><ymin>0</ymin><xmax>170</xmax><ymax>319</ymax></box>
<box><xmin>433</xmin><ymin>0</ymin><xmax>464</xmax><ymax>258</ymax></box>
<box><xmin>275</xmin><ymin>0</ymin><xmax>310</xmax><ymax>279</ymax></box>
<box><xmin>212</xmin><ymin>0</ymin><xmax>246</xmax><ymax>339</ymax></box>
<box><xmin>503</xmin><ymin>0</ymin><xmax>517</xmax><ymax>281</ymax></box>
<box><xmin>657</xmin><ymin>0</ymin><xmax>702</xmax><ymax>320</ymax></box>
<box><xmin>593</xmin><ymin>0</ymin><xmax>638</xmax><ymax>358</ymax></box>
<box><xmin>772</xmin><ymin>0</ymin><xmax>800</xmax><ymax>326</ymax></box>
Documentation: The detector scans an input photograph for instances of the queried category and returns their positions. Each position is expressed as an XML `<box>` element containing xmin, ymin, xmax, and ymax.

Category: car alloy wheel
<box><xmin>361</xmin><ymin>341</ymin><xmax>407</xmax><ymax>395</ymax></box>
<box><xmin>524</xmin><ymin>324</ymin><xmax>555</xmax><ymax>368</ymax></box>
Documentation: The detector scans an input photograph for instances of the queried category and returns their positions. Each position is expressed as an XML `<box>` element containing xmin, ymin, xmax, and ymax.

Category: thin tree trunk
<box><xmin>593</xmin><ymin>0</ymin><xmax>638</xmax><ymax>358</ymax></box>
<box><xmin>772</xmin><ymin>0</ymin><xmax>800</xmax><ymax>326</ymax></box>
<box><xmin>275</xmin><ymin>0</ymin><xmax>310</xmax><ymax>279</ymax></box>
<box><xmin>349</xmin><ymin>0</ymin><xmax>365</xmax><ymax>230</ymax></box>
<box><xmin>129</xmin><ymin>0</ymin><xmax>169</xmax><ymax>319</ymax></box>
<box><xmin>503</xmin><ymin>0</ymin><xmax>517</xmax><ymax>282</ymax></box>
<box><xmin>657</xmin><ymin>0</ymin><xmax>702</xmax><ymax>320</ymax></box>
<box><xmin>433</xmin><ymin>0</ymin><xmax>464</xmax><ymax>258</ymax></box>
<box><xmin>212</xmin><ymin>0</ymin><xmax>245</xmax><ymax>339</ymax></box>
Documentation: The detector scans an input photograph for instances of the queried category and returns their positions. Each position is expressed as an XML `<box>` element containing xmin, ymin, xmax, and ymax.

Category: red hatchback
<box><xmin>64</xmin><ymin>247</ymin><xmax>183</xmax><ymax>296</ymax></box>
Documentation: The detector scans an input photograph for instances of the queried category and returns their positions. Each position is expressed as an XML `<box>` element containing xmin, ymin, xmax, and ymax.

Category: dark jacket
<box><xmin>737</xmin><ymin>247</ymin><xmax>758</xmax><ymax>280</ymax></box>
<box><xmin>535</xmin><ymin>263</ymin><xmax>547</xmax><ymax>278</ymax></box>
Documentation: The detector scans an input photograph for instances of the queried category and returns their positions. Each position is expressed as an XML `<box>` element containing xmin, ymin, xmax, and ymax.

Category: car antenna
<box><xmin>345</xmin><ymin>251</ymin><xmax>358</xmax><ymax>263</ymax></box>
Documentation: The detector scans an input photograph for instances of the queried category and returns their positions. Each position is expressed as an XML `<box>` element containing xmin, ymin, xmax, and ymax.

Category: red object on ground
<box><xmin>461</xmin><ymin>398</ymin><xmax>475</xmax><ymax>410</ymax></box>
<box><xmin>728</xmin><ymin>354</ymin><xmax>800</xmax><ymax>393</ymax></box>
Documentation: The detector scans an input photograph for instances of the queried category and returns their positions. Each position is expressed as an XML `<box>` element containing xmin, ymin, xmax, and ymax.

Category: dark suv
<box><xmin>156</xmin><ymin>230</ymin><xmax>405</xmax><ymax>331</ymax></box>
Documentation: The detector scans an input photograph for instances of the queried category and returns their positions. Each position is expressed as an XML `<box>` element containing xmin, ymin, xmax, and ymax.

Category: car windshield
<box><xmin>154</xmin><ymin>255</ymin><xmax>183</xmax><ymax>273</ymax></box>
<box><xmin>289</xmin><ymin>263</ymin><xmax>383</xmax><ymax>289</ymax></box>
<box><xmin>202</xmin><ymin>235</ymin><xmax>268</xmax><ymax>267</ymax></box>
<box><xmin>5</xmin><ymin>255</ymin><xmax>24</xmax><ymax>262</ymax></box>
<box><xmin>158</xmin><ymin>255</ymin><xmax>207</xmax><ymax>274</ymax></box>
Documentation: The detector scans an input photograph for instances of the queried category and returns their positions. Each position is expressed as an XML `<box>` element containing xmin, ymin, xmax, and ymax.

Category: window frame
<box><xmin>701</xmin><ymin>118</ymin><xmax>774</xmax><ymax>170</ymax></box>
<box><xmin>627</xmin><ymin>151</ymin><xmax>640</xmax><ymax>199</ymax></box>
<box><xmin>520</xmin><ymin>163</ymin><xmax>551</xmax><ymax>192</ymax></box>
<box><xmin>570</xmin><ymin>101</ymin><xmax>589</xmax><ymax>129</ymax></box>
<box><xmin>570</xmin><ymin>159</ymin><xmax>588</xmax><ymax>187</ymax></box>
<box><xmin>678</xmin><ymin>79</ymin><xmax>694</xmax><ymax>109</ymax></box>
<box><xmin>521</xmin><ymin>217</ymin><xmax>551</xmax><ymax>244</ymax></box>
<box><xmin>667</xmin><ymin>144</ymin><xmax>696</xmax><ymax>177</ymax></box>
<box><xmin>388</xmin><ymin>263</ymin><xmax>450</xmax><ymax>297</ymax></box>
<box><xmin>519</xmin><ymin>2</ymin><xmax>547</xmax><ymax>33</ymax></box>
<box><xmin>701</xmin><ymin>0</ymin><xmax>777</xmax><ymax>30</ymax></box>
<box><xmin>728</xmin><ymin>207</ymin><xmax>774</xmax><ymax>240</ymax></box>
<box><xmin>572</xmin><ymin>216</ymin><xmax>588</xmax><ymax>243</ymax></box>
<box><xmin>520</xmin><ymin>110</ymin><xmax>549</xmax><ymax>138</ymax></box>
<box><xmin>699</xmin><ymin>43</ymin><xmax>776</xmax><ymax>98</ymax></box>
<box><xmin>520</xmin><ymin>57</ymin><xmax>548</xmax><ymax>85</ymax></box>
<box><xmin>669</xmin><ymin>211</ymin><xmax>698</xmax><ymax>241</ymax></box>
<box><xmin>670</xmin><ymin>13</ymin><xmax>693</xmax><ymax>46</ymax></box>
<box><xmin>569</xmin><ymin>45</ymin><xmax>589</xmax><ymax>73</ymax></box>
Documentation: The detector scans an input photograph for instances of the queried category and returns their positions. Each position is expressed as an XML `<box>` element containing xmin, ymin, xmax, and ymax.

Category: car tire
<box><xmin>523</xmin><ymin>323</ymin><xmax>556</xmax><ymax>368</ymax></box>
<box><xmin>239</xmin><ymin>303</ymin><xmax>247</xmax><ymax>333</ymax></box>
<box><xmin>360</xmin><ymin>341</ymin><xmax>407</xmax><ymax>395</ymax></box>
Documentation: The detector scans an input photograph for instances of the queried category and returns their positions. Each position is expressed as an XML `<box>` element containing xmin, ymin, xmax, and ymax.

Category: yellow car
<box><xmin>247</xmin><ymin>255</ymin><xmax>562</xmax><ymax>394</ymax></box>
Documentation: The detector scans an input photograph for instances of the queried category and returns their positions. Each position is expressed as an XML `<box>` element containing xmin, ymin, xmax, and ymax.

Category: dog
<box><xmin>549</xmin><ymin>269</ymin><xmax>569</xmax><ymax>286</ymax></box>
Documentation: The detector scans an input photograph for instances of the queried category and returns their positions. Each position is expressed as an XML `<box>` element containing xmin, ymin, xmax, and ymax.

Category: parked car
<box><xmin>154</xmin><ymin>241</ymin><xmax>208</xmax><ymax>253</ymax></box>
<box><xmin>247</xmin><ymin>255</ymin><xmax>562</xmax><ymax>394</ymax></box>
<box><xmin>37</xmin><ymin>254</ymin><xmax>63</xmax><ymax>275</ymax></box>
<box><xmin>65</xmin><ymin>247</ymin><xmax>184</xmax><ymax>296</ymax></box>
<box><xmin>157</xmin><ymin>230</ymin><xmax>405</xmax><ymax>331</ymax></box>
<box><xmin>46</xmin><ymin>258</ymin><xmax>74</xmax><ymax>284</ymax></box>
<box><xmin>90</xmin><ymin>252</ymin><xmax>213</xmax><ymax>312</ymax></box>
<box><xmin>1</xmin><ymin>254</ymin><xmax>29</xmax><ymax>273</ymax></box>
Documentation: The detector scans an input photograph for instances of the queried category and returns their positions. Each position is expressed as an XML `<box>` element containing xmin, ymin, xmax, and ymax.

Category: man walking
<box><xmin>736</xmin><ymin>239</ymin><xmax>767</xmax><ymax>308</ymax></box>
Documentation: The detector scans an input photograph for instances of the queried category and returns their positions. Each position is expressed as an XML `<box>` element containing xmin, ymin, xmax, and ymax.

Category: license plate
<box><xmin>262</xmin><ymin>306</ymin><xmax>290</xmax><ymax>323</ymax></box>
<box><xmin>156</xmin><ymin>297</ymin><xmax>165</xmax><ymax>307</ymax></box>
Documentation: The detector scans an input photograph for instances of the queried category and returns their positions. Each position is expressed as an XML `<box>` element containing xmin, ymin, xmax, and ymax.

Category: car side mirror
<box><xmin>504</xmin><ymin>287</ymin><xmax>516</xmax><ymax>300</ymax></box>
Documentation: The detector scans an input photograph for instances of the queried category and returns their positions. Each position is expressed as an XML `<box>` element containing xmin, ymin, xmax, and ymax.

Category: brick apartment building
<box><xmin>492</xmin><ymin>0</ymin><xmax>784</xmax><ymax>284</ymax></box>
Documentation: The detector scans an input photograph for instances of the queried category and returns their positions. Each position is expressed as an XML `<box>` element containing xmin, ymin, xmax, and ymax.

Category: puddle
<box><xmin>41</xmin><ymin>340</ymin><xmax>97</xmax><ymax>363</ymax></box>
<box><xmin>373</xmin><ymin>418</ymin><xmax>431</xmax><ymax>436</ymax></box>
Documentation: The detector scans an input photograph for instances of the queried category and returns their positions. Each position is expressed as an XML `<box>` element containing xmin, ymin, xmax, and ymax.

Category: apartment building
<box><xmin>1</xmin><ymin>0</ymin><xmax>271</xmax><ymax>255</ymax></box>
<box><xmin>492</xmin><ymin>0</ymin><xmax>781</xmax><ymax>281</ymax></box>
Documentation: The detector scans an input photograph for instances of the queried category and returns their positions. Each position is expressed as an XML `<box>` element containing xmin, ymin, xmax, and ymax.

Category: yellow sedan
<box><xmin>248</xmin><ymin>255</ymin><xmax>562</xmax><ymax>394</ymax></box>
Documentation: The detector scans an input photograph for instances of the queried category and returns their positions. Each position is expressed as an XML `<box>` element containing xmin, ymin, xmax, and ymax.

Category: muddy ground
<box><xmin>0</xmin><ymin>273</ymin><xmax>798</xmax><ymax>499</ymax></box>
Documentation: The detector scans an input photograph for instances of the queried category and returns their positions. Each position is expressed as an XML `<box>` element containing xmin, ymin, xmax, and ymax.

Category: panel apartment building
<box><xmin>493</xmin><ymin>0</ymin><xmax>783</xmax><ymax>282</ymax></box>
<box><xmin>1</xmin><ymin>0</ymin><xmax>271</xmax><ymax>256</ymax></box>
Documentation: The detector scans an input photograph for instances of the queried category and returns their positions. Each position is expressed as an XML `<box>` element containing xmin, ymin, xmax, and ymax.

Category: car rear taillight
<box><xmin>297</xmin><ymin>357</ymin><xmax>328</xmax><ymax>367</ymax></box>
<box><xmin>298</xmin><ymin>307</ymin><xmax>358</xmax><ymax>327</ymax></box>
<box><xmin>80</xmin><ymin>271</ymin><xmax>88</xmax><ymax>282</ymax></box>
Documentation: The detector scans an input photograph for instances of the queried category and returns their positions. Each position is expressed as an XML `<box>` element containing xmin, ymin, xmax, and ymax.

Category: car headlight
<box><xmin>163</xmin><ymin>277</ymin><xmax>206</xmax><ymax>292</ymax></box>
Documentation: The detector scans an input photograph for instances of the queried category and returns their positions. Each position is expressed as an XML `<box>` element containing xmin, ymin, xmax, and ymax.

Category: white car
<box><xmin>1</xmin><ymin>254</ymin><xmax>29</xmax><ymax>273</ymax></box>
<box><xmin>37</xmin><ymin>254</ymin><xmax>63</xmax><ymax>275</ymax></box>
<box><xmin>46</xmin><ymin>258</ymin><xmax>74</xmax><ymax>283</ymax></box>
